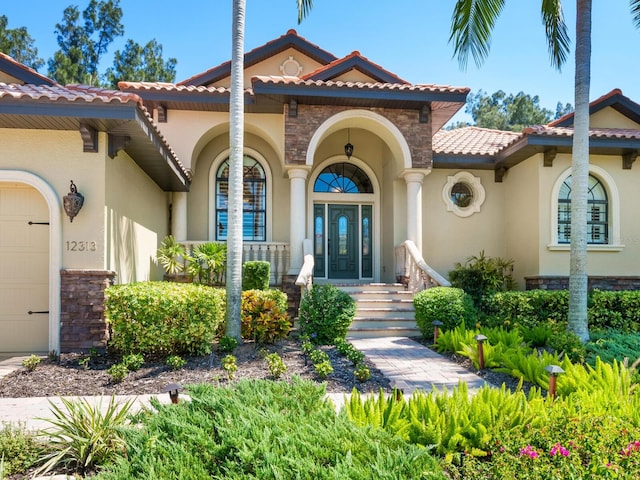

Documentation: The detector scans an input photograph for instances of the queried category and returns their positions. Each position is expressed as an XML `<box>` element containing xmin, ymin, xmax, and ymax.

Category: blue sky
<box><xmin>3</xmin><ymin>1</ymin><xmax>640</xmax><ymax>122</ymax></box>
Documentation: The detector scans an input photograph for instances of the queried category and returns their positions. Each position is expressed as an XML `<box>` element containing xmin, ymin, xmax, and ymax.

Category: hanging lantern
<box><xmin>63</xmin><ymin>180</ymin><xmax>84</xmax><ymax>222</ymax></box>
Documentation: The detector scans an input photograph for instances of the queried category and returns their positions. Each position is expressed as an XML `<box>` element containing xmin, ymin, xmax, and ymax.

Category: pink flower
<box><xmin>550</xmin><ymin>443</ymin><xmax>570</xmax><ymax>457</ymax></box>
<box><xmin>622</xmin><ymin>441</ymin><xmax>640</xmax><ymax>456</ymax></box>
<box><xmin>520</xmin><ymin>445</ymin><xmax>540</xmax><ymax>459</ymax></box>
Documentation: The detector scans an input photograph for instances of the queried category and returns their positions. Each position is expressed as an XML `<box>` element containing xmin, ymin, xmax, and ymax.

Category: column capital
<box><xmin>402</xmin><ymin>169</ymin><xmax>430</xmax><ymax>184</ymax></box>
<box><xmin>286</xmin><ymin>166</ymin><xmax>311</xmax><ymax>181</ymax></box>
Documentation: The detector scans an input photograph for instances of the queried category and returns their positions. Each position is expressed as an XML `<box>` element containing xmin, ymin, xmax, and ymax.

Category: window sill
<box><xmin>547</xmin><ymin>244</ymin><xmax>625</xmax><ymax>252</ymax></box>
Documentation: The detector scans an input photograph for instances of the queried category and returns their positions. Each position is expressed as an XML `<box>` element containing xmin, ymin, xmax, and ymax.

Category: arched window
<box><xmin>215</xmin><ymin>155</ymin><xmax>266</xmax><ymax>241</ymax></box>
<box><xmin>558</xmin><ymin>174</ymin><xmax>608</xmax><ymax>244</ymax></box>
<box><xmin>313</xmin><ymin>162</ymin><xmax>373</xmax><ymax>193</ymax></box>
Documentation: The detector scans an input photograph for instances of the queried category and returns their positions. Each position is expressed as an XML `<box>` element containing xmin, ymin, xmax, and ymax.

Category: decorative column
<box><xmin>171</xmin><ymin>192</ymin><xmax>188</xmax><ymax>241</ymax></box>
<box><xmin>404</xmin><ymin>171</ymin><xmax>426</xmax><ymax>253</ymax></box>
<box><xmin>287</xmin><ymin>168</ymin><xmax>309</xmax><ymax>274</ymax></box>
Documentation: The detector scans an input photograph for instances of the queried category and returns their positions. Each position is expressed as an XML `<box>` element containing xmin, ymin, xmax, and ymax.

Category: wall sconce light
<box><xmin>344</xmin><ymin>128</ymin><xmax>354</xmax><ymax>159</ymax></box>
<box><xmin>63</xmin><ymin>180</ymin><xmax>84</xmax><ymax>222</ymax></box>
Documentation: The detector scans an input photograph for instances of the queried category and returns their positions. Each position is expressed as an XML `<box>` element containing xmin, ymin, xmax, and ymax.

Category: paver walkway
<box><xmin>0</xmin><ymin>337</ymin><xmax>486</xmax><ymax>431</ymax></box>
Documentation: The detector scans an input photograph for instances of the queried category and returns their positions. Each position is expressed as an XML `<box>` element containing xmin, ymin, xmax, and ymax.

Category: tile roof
<box><xmin>0</xmin><ymin>82</ymin><xmax>142</xmax><ymax>105</ymax></box>
<box><xmin>301</xmin><ymin>50</ymin><xmax>409</xmax><ymax>84</ymax></box>
<box><xmin>251</xmin><ymin>75</ymin><xmax>469</xmax><ymax>94</ymax></box>
<box><xmin>524</xmin><ymin>125</ymin><xmax>640</xmax><ymax>140</ymax></box>
<box><xmin>118</xmin><ymin>81</ymin><xmax>230</xmax><ymax>95</ymax></box>
<box><xmin>433</xmin><ymin>126</ymin><xmax>522</xmax><ymax>155</ymax></box>
<box><xmin>0</xmin><ymin>52</ymin><xmax>56</xmax><ymax>86</ymax></box>
<box><xmin>549</xmin><ymin>89</ymin><xmax>622</xmax><ymax>126</ymax></box>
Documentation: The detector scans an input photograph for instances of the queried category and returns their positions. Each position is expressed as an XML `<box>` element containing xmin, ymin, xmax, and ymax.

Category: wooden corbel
<box><xmin>79</xmin><ymin>123</ymin><xmax>98</xmax><ymax>152</ymax></box>
<box><xmin>108</xmin><ymin>134</ymin><xmax>131</xmax><ymax>159</ymax></box>
<box><xmin>419</xmin><ymin>104</ymin><xmax>431</xmax><ymax>124</ymax></box>
<box><xmin>495</xmin><ymin>166</ymin><xmax>507</xmax><ymax>183</ymax></box>
<box><xmin>288</xmin><ymin>99</ymin><xmax>298</xmax><ymax>117</ymax></box>
<box><xmin>543</xmin><ymin>147</ymin><xmax>557</xmax><ymax>167</ymax></box>
<box><xmin>157</xmin><ymin>104</ymin><xmax>167</xmax><ymax>123</ymax></box>
<box><xmin>623</xmin><ymin>150</ymin><xmax>638</xmax><ymax>170</ymax></box>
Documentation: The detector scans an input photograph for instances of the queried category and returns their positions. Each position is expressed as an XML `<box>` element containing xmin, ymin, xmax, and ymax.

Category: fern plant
<box><xmin>344</xmin><ymin>388</ymin><xmax>410</xmax><ymax>441</ymax></box>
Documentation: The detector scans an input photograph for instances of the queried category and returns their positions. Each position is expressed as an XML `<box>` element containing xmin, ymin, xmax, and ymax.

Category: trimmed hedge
<box><xmin>242</xmin><ymin>260</ymin><xmax>271</xmax><ymax>290</ymax></box>
<box><xmin>106</xmin><ymin>282</ymin><xmax>225</xmax><ymax>355</ymax></box>
<box><xmin>298</xmin><ymin>284</ymin><xmax>355</xmax><ymax>344</ymax></box>
<box><xmin>414</xmin><ymin>286</ymin><xmax>476</xmax><ymax>335</ymax></box>
<box><xmin>483</xmin><ymin>290</ymin><xmax>569</xmax><ymax>329</ymax></box>
<box><xmin>589</xmin><ymin>289</ymin><xmax>640</xmax><ymax>332</ymax></box>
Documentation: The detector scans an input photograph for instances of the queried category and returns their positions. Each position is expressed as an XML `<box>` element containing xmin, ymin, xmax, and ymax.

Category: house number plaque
<box><xmin>66</xmin><ymin>241</ymin><xmax>97</xmax><ymax>252</ymax></box>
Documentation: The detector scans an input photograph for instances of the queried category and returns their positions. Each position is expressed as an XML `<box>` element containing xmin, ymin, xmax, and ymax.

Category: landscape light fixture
<box><xmin>544</xmin><ymin>364</ymin><xmax>565</xmax><ymax>399</ymax></box>
<box><xmin>162</xmin><ymin>382</ymin><xmax>182</xmax><ymax>404</ymax></box>
<box><xmin>473</xmin><ymin>334</ymin><xmax>488</xmax><ymax>370</ymax></box>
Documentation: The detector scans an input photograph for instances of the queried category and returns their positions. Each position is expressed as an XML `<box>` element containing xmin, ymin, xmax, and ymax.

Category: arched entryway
<box><xmin>0</xmin><ymin>171</ymin><xmax>61</xmax><ymax>353</ymax></box>
<box><xmin>309</xmin><ymin>159</ymin><xmax>379</xmax><ymax>281</ymax></box>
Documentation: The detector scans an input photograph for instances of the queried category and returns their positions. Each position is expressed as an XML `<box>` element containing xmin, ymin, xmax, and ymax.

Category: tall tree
<box><xmin>48</xmin><ymin>0</ymin><xmax>124</xmax><ymax>85</ymax></box>
<box><xmin>449</xmin><ymin>0</ymin><xmax>640</xmax><ymax>342</ymax></box>
<box><xmin>104</xmin><ymin>39</ymin><xmax>177</xmax><ymax>88</ymax></box>
<box><xmin>225</xmin><ymin>0</ymin><xmax>246</xmax><ymax>342</ymax></box>
<box><xmin>0</xmin><ymin>16</ymin><xmax>44</xmax><ymax>70</ymax></box>
<box><xmin>464</xmin><ymin>89</ymin><xmax>564</xmax><ymax>131</ymax></box>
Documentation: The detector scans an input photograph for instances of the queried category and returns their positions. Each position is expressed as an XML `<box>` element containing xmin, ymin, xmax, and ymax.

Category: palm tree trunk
<box><xmin>225</xmin><ymin>0</ymin><xmax>246</xmax><ymax>341</ymax></box>
<box><xmin>568</xmin><ymin>0</ymin><xmax>591</xmax><ymax>342</ymax></box>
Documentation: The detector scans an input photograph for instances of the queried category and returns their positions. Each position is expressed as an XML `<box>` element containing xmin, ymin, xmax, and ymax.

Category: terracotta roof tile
<box><xmin>524</xmin><ymin>125</ymin><xmax>640</xmax><ymax>140</ymax></box>
<box><xmin>251</xmin><ymin>75</ymin><xmax>469</xmax><ymax>94</ymax></box>
<box><xmin>0</xmin><ymin>52</ymin><xmax>56</xmax><ymax>85</ymax></box>
<box><xmin>301</xmin><ymin>50</ymin><xmax>409</xmax><ymax>84</ymax></box>
<box><xmin>118</xmin><ymin>81</ymin><xmax>230</xmax><ymax>95</ymax></box>
<box><xmin>548</xmin><ymin>88</ymin><xmax>622</xmax><ymax>126</ymax></box>
<box><xmin>0</xmin><ymin>82</ymin><xmax>142</xmax><ymax>105</ymax></box>
<box><xmin>433</xmin><ymin>126</ymin><xmax>522</xmax><ymax>155</ymax></box>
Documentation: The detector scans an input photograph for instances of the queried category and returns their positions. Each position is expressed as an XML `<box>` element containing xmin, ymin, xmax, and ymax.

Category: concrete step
<box><xmin>348</xmin><ymin>326</ymin><xmax>421</xmax><ymax>339</ymax></box>
<box><xmin>354</xmin><ymin>308</ymin><xmax>415</xmax><ymax>319</ymax></box>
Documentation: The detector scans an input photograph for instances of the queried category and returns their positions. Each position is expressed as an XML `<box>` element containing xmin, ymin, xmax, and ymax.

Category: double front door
<box><xmin>313</xmin><ymin>203</ymin><xmax>372</xmax><ymax>280</ymax></box>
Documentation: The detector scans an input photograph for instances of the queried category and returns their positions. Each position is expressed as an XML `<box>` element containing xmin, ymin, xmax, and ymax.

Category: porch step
<box><xmin>340</xmin><ymin>283</ymin><xmax>420</xmax><ymax>339</ymax></box>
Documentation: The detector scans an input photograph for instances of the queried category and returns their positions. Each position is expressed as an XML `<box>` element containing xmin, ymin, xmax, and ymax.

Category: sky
<box><xmin>2</xmin><ymin>1</ymin><xmax>640</xmax><ymax>123</ymax></box>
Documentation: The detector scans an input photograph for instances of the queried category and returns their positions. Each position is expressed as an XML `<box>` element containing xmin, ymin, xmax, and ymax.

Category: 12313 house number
<box><xmin>66</xmin><ymin>241</ymin><xmax>97</xmax><ymax>252</ymax></box>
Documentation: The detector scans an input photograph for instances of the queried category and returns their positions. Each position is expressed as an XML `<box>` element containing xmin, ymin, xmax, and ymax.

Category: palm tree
<box><xmin>449</xmin><ymin>0</ymin><xmax>639</xmax><ymax>342</ymax></box>
<box><xmin>298</xmin><ymin>2</ymin><xmax>639</xmax><ymax>342</ymax></box>
<box><xmin>226</xmin><ymin>0</ymin><xmax>246</xmax><ymax>341</ymax></box>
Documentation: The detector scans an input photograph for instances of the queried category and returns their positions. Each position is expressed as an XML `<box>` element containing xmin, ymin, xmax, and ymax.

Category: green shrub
<box><xmin>298</xmin><ymin>284</ymin><xmax>356</xmax><ymax>344</ymax></box>
<box><xmin>242</xmin><ymin>260</ymin><xmax>270</xmax><ymax>290</ymax></box>
<box><xmin>187</xmin><ymin>242</ymin><xmax>227</xmax><ymax>286</ymax></box>
<box><xmin>435</xmin><ymin>325</ymin><xmax>478</xmax><ymax>353</ymax></box>
<box><xmin>265</xmin><ymin>352</ymin><xmax>287</xmax><ymax>379</ymax></box>
<box><xmin>166</xmin><ymin>355</ymin><xmax>186</xmax><ymax>370</ymax></box>
<box><xmin>0</xmin><ymin>424</ymin><xmax>42</xmax><ymax>476</ymax></box>
<box><xmin>309</xmin><ymin>348</ymin><xmax>330</xmax><ymax>365</ymax></box>
<box><xmin>222</xmin><ymin>354</ymin><xmax>237</xmax><ymax>380</ymax></box>
<box><xmin>414</xmin><ymin>286</ymin><xmax>476</xmax><ymax>336</ymax></box>
<box><xmin>121</xmin><ymin>353</ymin><xmax>144</xmax><ymax>371</ymax></box>
<box><xmin>354</xmin><ymin>363</ymin><xmax>371</xmax><ymax>382</ymax></box>
<box><xmin>448</xmin><ymin>250</ymin><xmax>516</xmax><ymax>309</ymax></box>
<box><xmin>484</xmin><ymin>290</ymin><xmax>569</xmax><ymax>330</ymax></box>
<box><xmin>217</xmin><ymin>335</ymin><xmax>238</xmax><ymax>353</ymax></box>
<box><xmin>36</xmin><ymin>397</ymin><xmax>133</xmax><ymax>477</ymax></box>
<box><xmin>21</xmin><ymin>354</ymin><xmax>41</xmax><ymax>372</ymax></box>
<box><xmin>314</xmin><ymin>360</ymin><xmax>333</xmax><ymax>379</ymax></box>
<box><xmin>548</xmin><ymin>330</ymin><xmax>586</xmax><ymax>363</ymax></box>
<box><xmin>106</xmin><ymin>282</ymin><xmax>224</xmax><ymax>355</ymax></box>
<box><xmin>586</xmin><ymin>331</ymin><xmax>640</xmax><ymax>369</ymax></box>
<box><xmin>107</xmin><ymin>363</ymin><xmax>128</xmax><ymax>383</ymax></box>
<box><xmin>520</xmin><ymin>324</ymin><xmax>554</xmax><ymax>348</ymax></box>
<box><xmin>589</xmin><ymin>290</ymin><xmax>640</xmax><ymax>332</ymax></box>
<box><xmin>240</xmin><ymin>289</ymin><xmax>290</xmax><ymax>344</ymax></box>
<box><xmin>156</xmin><ymin>235</ymin><xmax>187</xmax><ymax>276</ymax></box>
<box><xmin>96</xmin><ymin>379</ymin><xmax>445</xmax><ymax>479</ymax></box>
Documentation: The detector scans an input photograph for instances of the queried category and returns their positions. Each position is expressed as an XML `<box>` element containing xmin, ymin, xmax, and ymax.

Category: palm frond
<box><xmin>297</xmin><ymin>0</ymin><xmax>314</xmax><ymax>23</ymax></box>
<box><xmin>632</xmin><ymin>0</ymin><xmax>640</xmax><ymax>29</ymax></box>
<box><xmin>449</xmin><ymin>0</ymin><xmax>506</xmax><ymax>70</ymax></box>
<box><xmin>541</xmin><ymin>0</ymin><xmax>570</xmax><ymax>70</ymax></box>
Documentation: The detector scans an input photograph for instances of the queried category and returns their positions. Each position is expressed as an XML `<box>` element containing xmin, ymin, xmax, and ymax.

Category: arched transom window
<box><xmin>215</xmin><ymin>155</ymin><xmax>266</xmax><ymax>241</ymax></box>
<box><xmin>313</xmin><ymin>162</ymin><xmax>373</xmax><ymax>193</ymax></box>
<box><xmin>558</xmin><ymin>174</ymin><xmax>608</xmax><ymax>244</ymax></box>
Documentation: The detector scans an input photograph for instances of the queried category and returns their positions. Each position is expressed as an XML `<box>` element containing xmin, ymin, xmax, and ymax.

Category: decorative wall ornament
<box><xmin>280</xmin><ymin>56</ymin><xmax>303</xmax><ymax>76</ymax></box>
<box><xmin>63</xmin><ymin>180</ymin><xmax>84</xmax><ymax>222</ymax></box>
<box><xmin>442</xmin><ymin>171</ymin><xmax>485</xmax><ymax>218</ymax></box>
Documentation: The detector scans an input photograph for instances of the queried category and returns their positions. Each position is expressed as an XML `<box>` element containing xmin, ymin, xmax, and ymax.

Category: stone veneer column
<box><xmin>287</xmin><ymin>168</ymin><xmax>309</xmax><ymax>274</ymax></box>
<box><xmin>404</xmin><ymin>171</ymin><xmax>426</xmax><ymax>253</ymax></box>
<box><xmin>60</xmin><ymin>269</ymin><xmax>116</xmax><ymax>352</ymax></box>
<box><xmin>171</xmin><ymin>192</ymin><xmax>188</xmax><ymax>241</ymax></box>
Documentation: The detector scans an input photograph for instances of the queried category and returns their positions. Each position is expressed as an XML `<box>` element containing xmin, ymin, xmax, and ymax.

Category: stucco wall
<box><xmin>105</xmin><ymin>147</ymin><xmax>169</xmax><ymax>283</ymax></box>
<box><xmin>422</xmin><ymin>169</ymin><xmax>506</xmax><ymax>281</ymax></box>
<box><xmin>0</xmin><ymin>128</ymin><xmax>106</xmax><ymax>269</ymax></box>
<box><xmin>504</xmin><ymin>156</ymin><xmax>541</xmax><ymax>288</ymax></box>
<box><xmin>537</xmin><ymin>153</ymin><xmax>640</xmax><ymax>277</ymax></box>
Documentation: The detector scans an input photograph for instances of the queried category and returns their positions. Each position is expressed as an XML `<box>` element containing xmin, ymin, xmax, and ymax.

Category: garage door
<box><xmin>0</xmin><ymin>183</ymin><xmax>49</xmax><ymax>353</ymax></box>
